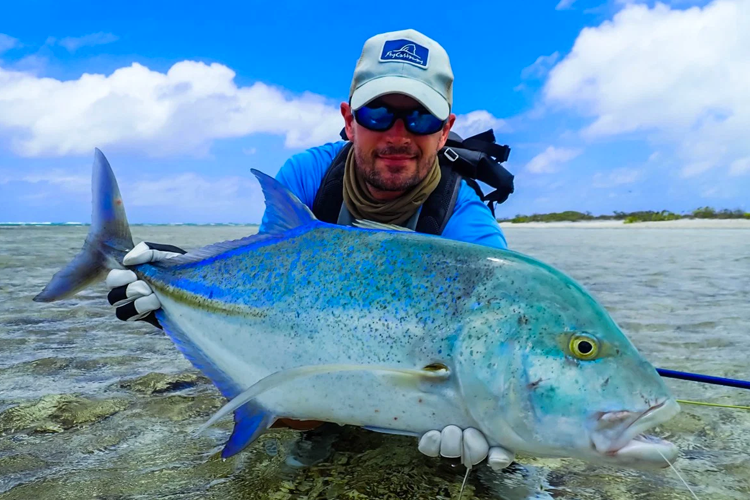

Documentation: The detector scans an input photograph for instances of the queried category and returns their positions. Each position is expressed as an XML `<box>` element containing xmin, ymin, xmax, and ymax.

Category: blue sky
<box><xmin>1</xmin><ymin>0</ymin><xmax>747</xmax><ymax>223</ymax></box>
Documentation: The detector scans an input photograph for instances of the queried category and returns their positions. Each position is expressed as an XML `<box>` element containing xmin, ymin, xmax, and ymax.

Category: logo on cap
<box><xmin>379</xmin><ymin>39</ymin><xmax>429</xmax><ymax>69</ymax></box>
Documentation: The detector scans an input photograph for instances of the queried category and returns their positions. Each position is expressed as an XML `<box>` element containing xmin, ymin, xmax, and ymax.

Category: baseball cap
<box><xmin>349</xmin><ymin>29</ymin><xmax>454</xmax><ymax>121</ymax></box>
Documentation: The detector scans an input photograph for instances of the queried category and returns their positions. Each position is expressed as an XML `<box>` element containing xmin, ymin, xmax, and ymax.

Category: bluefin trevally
<box><xmin>35</xmin><ymin>149</ymin><xmax>680</xmax><ymax>469</ymax></box>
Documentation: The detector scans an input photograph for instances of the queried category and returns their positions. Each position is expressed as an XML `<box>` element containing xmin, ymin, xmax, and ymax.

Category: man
<box><xmin>106</xmin><ymin>29</ymin><xmax>510</xmax><ymax>472</ymax></box>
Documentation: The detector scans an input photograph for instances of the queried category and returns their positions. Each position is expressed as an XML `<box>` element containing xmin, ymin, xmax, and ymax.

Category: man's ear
<box><xmin>438</xmin><ymin>113</ymin><xmax>457</xmax><ymax>148</ymax></box>
<box><xmin>341</xmin><ymin>102</ymin><xmax>355</xmax><ymax>141</ymax></box>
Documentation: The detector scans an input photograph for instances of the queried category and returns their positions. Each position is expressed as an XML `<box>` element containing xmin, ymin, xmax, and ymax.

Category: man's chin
<box><xmin>375</xmin><ymin>158</ymin><xmax>417</xmax><ymax>174</ymax></box>
<box><xmin>368</xmin><ymin>180</ymin><xmax>411</xmax><ymax>192</ymax></box>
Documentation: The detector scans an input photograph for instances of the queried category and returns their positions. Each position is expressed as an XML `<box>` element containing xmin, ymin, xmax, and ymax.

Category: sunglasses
<box><xmin>354</xmin><ymin>104</ymin><xmax>446</xmax><ymax>136</ymax></box>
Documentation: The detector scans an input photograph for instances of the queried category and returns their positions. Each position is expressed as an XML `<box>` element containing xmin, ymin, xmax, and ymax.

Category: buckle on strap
<box><xmin>443</xmin><ymin>147</ymin><xmax>459</xmax><ymax>162</ymax></box>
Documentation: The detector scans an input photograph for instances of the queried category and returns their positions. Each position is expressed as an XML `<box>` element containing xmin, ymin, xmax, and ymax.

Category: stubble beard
<box><xmin>353</xmin><ymin>144</ymin><xmax>437</xmax><ymax>192</ymax></box>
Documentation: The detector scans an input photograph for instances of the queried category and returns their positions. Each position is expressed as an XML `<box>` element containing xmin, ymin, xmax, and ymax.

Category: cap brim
<box><xmin>350</xmin><ymin>76</ymin><xmax>450</xmax><ymax>120</ymax></box>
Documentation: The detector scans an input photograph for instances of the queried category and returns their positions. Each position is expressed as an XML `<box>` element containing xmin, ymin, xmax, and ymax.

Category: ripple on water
<box><xmin>1</xmin><ymin>226</ymin><xmax>748</xmax><ymax>499</ymax></box>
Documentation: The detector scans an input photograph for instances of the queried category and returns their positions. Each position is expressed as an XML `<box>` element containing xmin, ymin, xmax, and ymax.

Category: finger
<box><xmin>106</xmin><ymin>269</ymin><xmax>138</xmax><ymax>289</ymax></box>
<box><xmin>107</xmin><ymin>281</ymin><xmax>153</xmax><ymax>307</ymax></box>
<box><xmin>440</xmin><ymin>425</ymin><xmax>462</xmax><ymax>459</ymax></box>
<box><xmin>122</xmin><ymin>242</ymin><xmax>152</xmax><ymax>266</ymax></box>
<box><xmin>115</xmin><ymin>293</ymin><xmax>161</xmax><ymax>321</ymax></box>
<box><xmin>487</xmin><ymin>447</ymin><xmax>515</xmax><ymax>472</ymax></box>
<box><xmin>462</xmin><ymin>428</ymin><xmax>490</xmax><ymax>467</ymax></box>
<box><xmin>143</xmin><ymin>242</ymin><xmax>187</xmax><ymax>255</ymax></box>
<box><xmin>418</xmin><ymin>430</ymin><xmax>441</xmax><ymax>458</ymax></box>
<box><xmin>124</xmin><ymin>242</ymin><xmax>183</xmax><ymax>266</ymax></box>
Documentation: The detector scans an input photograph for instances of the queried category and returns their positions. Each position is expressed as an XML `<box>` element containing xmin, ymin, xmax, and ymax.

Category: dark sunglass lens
<box><xmin>406</xmin><ymin>110</ymin><xmax>444</xmax><ymax>134</ymax></box>
<box><xmin>356</xmin><ymin>106</ymin><xmax>394</xmax><ymax>131</ymax></box>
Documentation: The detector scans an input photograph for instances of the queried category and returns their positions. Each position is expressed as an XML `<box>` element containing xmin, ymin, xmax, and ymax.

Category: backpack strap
<box><xmin>440</xmin><ymin>130</ymin><xmax>514</xmax><ymax>217</ymax></box>
<box><xmin>414</xmin><ymin>163</ymin><xmax>462</xmax><ymax>235</ymax></box>
<box><xmin>311</xmin><ymin>142</ymin><xmax>352</xmax><ymax>223</ymax></box>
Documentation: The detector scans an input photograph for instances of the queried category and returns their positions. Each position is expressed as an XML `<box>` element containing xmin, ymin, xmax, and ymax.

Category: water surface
<box><xmin>1</xmin><ymin>225</ymin><xmax>748</xmax><ymax>499</ymax></box>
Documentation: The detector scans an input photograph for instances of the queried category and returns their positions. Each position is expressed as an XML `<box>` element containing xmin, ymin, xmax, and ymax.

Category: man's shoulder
<box><xmin>285</xmin><ymin>141</ymin><xmax>348</xmax><ymax>171</ymax></box>
<box><xmin>443</xmin><ymin>179</ymin><xmax>508</xmax><ymax>250</ymax></box>
<box><xmin>275</xmin><ymin>141</ymin><xmax>348</xmax><ymax>208</ymax></box>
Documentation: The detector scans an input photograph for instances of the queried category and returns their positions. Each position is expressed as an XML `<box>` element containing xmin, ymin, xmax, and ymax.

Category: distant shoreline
<box><xmin>0</xmin><ymin>223</ymin><xmax>261</xmax><ymax>227</ymax></box>
<box><xmin>499</xmin><ymin>219</ymin><xmax>750</xmax><ymax>229</ymax></box>
<box><xmin>2</xmin><ymin>220</ymin><xmax>749</xmax><ymax>229</ymax></box>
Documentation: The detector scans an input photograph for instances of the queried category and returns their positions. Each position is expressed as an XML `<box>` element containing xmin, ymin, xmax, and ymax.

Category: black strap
<box><xmin>312</xmin><ymin>143</ymin><xmax>351</xmax><ymax>223</ymax></box>
<box><xmin>446</xmin><ymin>130</ymin><xmax>510</xmax><ymax>163</ymax></box>
<box><xmin>441</xmin><ymin>130</ymin><xmax>514</xmax><ymax>216</ymax></box>
<box><xmin>414</xmin><ymin>164</ymin><xmax>462</xmax><ymax>235</ymax></box>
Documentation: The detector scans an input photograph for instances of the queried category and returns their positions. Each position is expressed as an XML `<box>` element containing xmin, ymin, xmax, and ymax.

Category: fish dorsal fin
<box><xmin>152</xmin><ymin>169</ymin><xmax>316</xmax><ymax>268</ymax></box>
<box><xmin>251</xmin><ymin>168</ymin><xmax>316</xmax><ymax>235</ymax></box>
<box><xmin>352</xmin><ymin>219</ymin><xmax>415</xmax><ymax>232</ymax></box>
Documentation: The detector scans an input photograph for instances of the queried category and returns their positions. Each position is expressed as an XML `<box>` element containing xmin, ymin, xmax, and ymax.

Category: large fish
<box><xmin>35</xmin><ymin>149</ymin><xmax>680</xmax><ymax>469</ymax></box>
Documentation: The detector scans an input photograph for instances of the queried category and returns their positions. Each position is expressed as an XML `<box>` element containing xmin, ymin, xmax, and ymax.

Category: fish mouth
<box><xmin>592</xmin><ymin>399</ymin><xmax>680</xmax><ymax>467</ymax></box>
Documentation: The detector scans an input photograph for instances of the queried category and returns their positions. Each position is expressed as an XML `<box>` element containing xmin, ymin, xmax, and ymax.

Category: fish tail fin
<box><xmin>34</xmin><ymin>148</ymin><xmax>134</xmax><ymax>302</ymax></box>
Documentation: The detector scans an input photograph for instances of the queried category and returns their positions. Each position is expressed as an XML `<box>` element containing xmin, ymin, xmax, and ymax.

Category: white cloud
<box><xmin>729</xmin><ymin>157</ymin><xmax>750</xmax><ymax>176</ymax></box>
<box><xmin>521</xmin><ymin>52</ymin><xmax>561</xmax><ymax>80</ymax></box>
<box><xmin>592</xmin><ymin>167</ymin><xmax>641</xmax><ymax>187</ymax></box>
<box><xmin>556</xmin><ymin>0</ymin><xmax>576</xmax><ymax>10</ymax></box>
<box><xmin>126</xmin><ymin>173</ymin><xmax>262</xmax><ymax>212</ymax></box>
<box><xmin>681</xmin><ymin>160</ymin><xmax>715</xmax><ymax>177</ymax></box>
<box><xmin>58</xmin><ymin>32</ymin><xmax>119</xmax><ymax>52</ymax></box>
<box><xmin>525</xmin><ymin>146</ymin><xmax>582</xmax><ymax>174</ymax></box>
<box><xmin>0</xmin><ymin>169</ymin><xmax>88</xmax><ymax>192</ymax></box>
<box><xmin>0</xmin><ymin>60</ymin><xmax>344</xmax><ymax>157</ymax></box>
<box><xmin>0</xmin><ymin>168</ymin><xmax>267</xmax><ymax>220</ymax></box>
<box><xmin>453</xmin><ymin>110</ymin><xmax>509</xmax><ymax>139</ymax></box>
<box><xmin>0</xmin><ymin>34</ymin><xmax>18</xmax><ymax>54</ymax></box>
<box><xmin>543</xmin><ymin>0</ymin><xmax>750</xmax><ymax>178</ymax></box>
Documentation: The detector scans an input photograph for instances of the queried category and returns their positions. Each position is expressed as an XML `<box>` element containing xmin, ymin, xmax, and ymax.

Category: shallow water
<box><xmin>1</xmin><ymin>225</ymin><xmax>748</xmax><ymax>499</ymax></box>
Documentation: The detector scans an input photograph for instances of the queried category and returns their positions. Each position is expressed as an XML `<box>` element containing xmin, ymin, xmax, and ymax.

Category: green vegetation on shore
<box><xmin>499</xmin><ymin>207</ymin><xmax>750</xmax><ymax>224</ymax></box>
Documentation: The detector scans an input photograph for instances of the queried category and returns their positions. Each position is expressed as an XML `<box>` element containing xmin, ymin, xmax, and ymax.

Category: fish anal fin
<box><xmin>221</xmin><ymin>402</ymin><xmax>275</xmax><ymax>459</ymax></box>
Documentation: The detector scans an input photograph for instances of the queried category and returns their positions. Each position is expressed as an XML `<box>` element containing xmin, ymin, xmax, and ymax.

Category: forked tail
<box><xmin>34</xmin><ymin>149</ymin><xmax>134</xmax><ymax>302</ymax></box>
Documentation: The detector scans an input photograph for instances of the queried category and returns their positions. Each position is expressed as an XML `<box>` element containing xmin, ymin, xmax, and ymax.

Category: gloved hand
<box><xmin>418</xmin><ymin>425</ymin><xmax>515</xmax><ymax>471</ymax></box>
<box><xmin>106</xmin><ymin>241</ymin><xmax>186</xmax><ymax>329</ymax></box>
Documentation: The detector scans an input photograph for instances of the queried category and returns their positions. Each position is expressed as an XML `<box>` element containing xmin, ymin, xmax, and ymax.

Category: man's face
<box><xmin>341</xmin><ymin>94</ymin><xmax>456</xmax><ymax>194</ymax></box>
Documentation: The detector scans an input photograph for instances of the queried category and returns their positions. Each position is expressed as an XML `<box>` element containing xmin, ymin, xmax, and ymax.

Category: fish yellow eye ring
<box><xmin>569</xmin><ymin>334</ymin><xmax>599</xmax><ymax>360</ymax></box>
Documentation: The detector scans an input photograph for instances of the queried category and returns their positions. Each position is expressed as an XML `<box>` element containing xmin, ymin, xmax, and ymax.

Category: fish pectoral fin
<box><xmin>196</xmin><ymin>364</ymin><xmax>450</xmax><ymax>437</ymax></box>
<box><xmin>352</xmin><ymin>219</ymin><xmax>416</xmax><ymax>232</ymax></box>
<box><xmin>363</xmin><ymin>426</ymin><xmax>420</xmax><ymax>437</ymax></box>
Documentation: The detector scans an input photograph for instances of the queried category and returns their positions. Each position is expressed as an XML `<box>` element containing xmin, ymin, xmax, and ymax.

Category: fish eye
<box><xmin>569</xmin><ymin>334</ymin><xmax>599</xmax><ymax>360</ymax></box>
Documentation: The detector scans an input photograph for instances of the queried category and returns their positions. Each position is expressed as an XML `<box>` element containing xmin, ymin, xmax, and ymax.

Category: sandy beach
<box><xmin>499</xmin><ymin>218</ymin><xmax>750</xmax><ymax>229</ymax></box>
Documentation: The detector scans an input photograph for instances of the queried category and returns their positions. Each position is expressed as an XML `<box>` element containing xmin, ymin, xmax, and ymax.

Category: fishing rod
<box><xmin>657</xmin><ymin>368</ymin><xmax>750</xmax><ymax>411</ymax></box>
<box><xmin>657</xmin><ymin>368</ymin><xmax>750</xmax><ymax>390</ymax></box>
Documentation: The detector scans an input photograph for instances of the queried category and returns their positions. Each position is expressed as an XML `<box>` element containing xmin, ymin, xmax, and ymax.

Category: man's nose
<box><xmin>383</xmin><ymin>118</ymin><xmax>412</xmax><ymax>143</ymax></box>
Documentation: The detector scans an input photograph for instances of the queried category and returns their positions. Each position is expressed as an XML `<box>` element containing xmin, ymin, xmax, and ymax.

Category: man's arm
<box><xmin>440</xmin><ymin>180</ymin><xmax>508</xmax><ymax>250</ymax></box>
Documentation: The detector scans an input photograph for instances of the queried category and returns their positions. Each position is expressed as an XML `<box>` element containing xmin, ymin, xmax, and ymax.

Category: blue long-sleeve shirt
<box><xmin>270</xmin><ymin>141</ymin><xmax>508</xmax><ymax>250</ymax></box>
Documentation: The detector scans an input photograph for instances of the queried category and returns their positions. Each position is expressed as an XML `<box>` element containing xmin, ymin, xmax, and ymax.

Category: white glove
<box><xmin>418</xmin><ymin>425</ymin><xmax>515</xmax><ymax>471</ymax></box>
<box><xmin>106</xmin><ymin>241</ymin><xmax>185</xmax><ymax>326</ymax></box>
